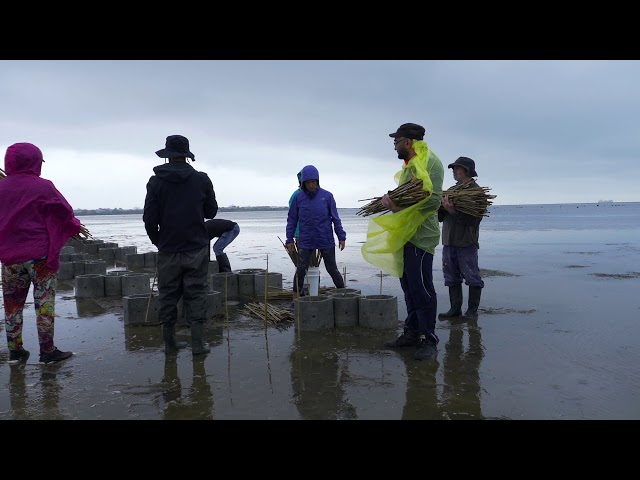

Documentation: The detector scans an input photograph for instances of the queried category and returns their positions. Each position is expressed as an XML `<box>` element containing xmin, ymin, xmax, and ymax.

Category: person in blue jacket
<box><xmin>286</xmin><ymin>165</ymin><xmax>346</xmax><ymax>299</ymax></box>
<box><xmin>288</xmin><ymin>170</ymin><xmax>304</xmax><ymax>295</ymax></box>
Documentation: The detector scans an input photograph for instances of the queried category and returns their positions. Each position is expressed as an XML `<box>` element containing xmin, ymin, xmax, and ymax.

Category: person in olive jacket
<box><xmin>437</xmin><ymin>156</ymin><xmax>484</xmax><ymax>321</ymax></box>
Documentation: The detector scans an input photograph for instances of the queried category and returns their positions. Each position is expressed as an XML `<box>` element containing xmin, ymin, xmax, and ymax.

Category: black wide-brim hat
<box><xmin>155</xmin><ymin>135</ymin><xmax>195</xmax><ymax>160</ymax></box>
<box><xmin>448</xmin><ymin>156</ymin><xmax>478</xmax><ymax>177</ymax></box>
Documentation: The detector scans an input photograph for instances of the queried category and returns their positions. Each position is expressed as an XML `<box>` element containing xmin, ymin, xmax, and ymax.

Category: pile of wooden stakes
<box><xmin>240</xmin><ymin>302</ymin><xmax>294</xmax><ymax>324</ymax></box>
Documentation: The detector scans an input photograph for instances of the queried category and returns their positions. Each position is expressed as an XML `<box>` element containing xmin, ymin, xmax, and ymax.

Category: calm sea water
<box><xmin>77</xmin><ymin>202</ymin><xmax>640</xmax><ymax>275</ymax></box>
<box><xmin>78</xmin><ymin>202</ymin><xmax>640</xmax><ymax>245</ymax></box>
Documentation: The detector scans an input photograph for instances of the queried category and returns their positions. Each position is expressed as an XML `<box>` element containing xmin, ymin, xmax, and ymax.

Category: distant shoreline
<box><xmin>74</xmin><ymin>206</ymin><xmax>291</xmax><ymax>216</ymax></box>
<box><xmin>74</xmin><ymin>202</ymin><xmax>638</xmax><ymax>216</ymax></box>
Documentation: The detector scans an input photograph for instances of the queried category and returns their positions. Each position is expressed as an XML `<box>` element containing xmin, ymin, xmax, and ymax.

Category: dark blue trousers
<box><xmin>399</xmin><ymin>243</ymin><xmax>439</xmax><ymax>344</ymax></box>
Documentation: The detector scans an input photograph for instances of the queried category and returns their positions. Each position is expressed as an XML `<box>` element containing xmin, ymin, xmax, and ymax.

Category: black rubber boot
<box><xmin>216</xmin><ymin>253</ymin><xmax>232</xmax><ymax>273</ymax></box>
<box><xmin>163</xmin><ymin>324</ymin><xmax>188</xmax><ymax>354</ymax></box>
<box><xmin>463</xmin><ymin>286</ymin><xmax>482</xmax><ymax>321</ymax></box>
<box><xmin>414</xmin><ymin>338</ymin><xmax>438</xmax><ymax>361</ymax></box>
<box><xmin>384</xmin><ymin>328</ymin><xmax>421</xmax><ymax>348</ymax></box>
<box><xmin>438</xmin><ymin>284</ymin><xmax>463</xmax><ymax>320</ymax></box>
<box><xmin>191</xmin><ymin>322</ymin><xmax>211</xmax><ymax>356</ymax></box>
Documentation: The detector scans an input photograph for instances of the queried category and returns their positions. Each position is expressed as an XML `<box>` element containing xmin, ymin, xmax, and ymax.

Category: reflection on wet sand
<box><xmin>161</xmin><ymin>355</ymin><xmax>214</xmax><ymax>420</ymax></box>
<box><xmin>290</xmin><ymin>331</ymin><xmax>357</xmax><ymax>420</ymax></box>
<box><xmin>441</xmin><ymin>320</ymin><xmax>484</xmax><ymax>420</ymax></box>
<box><xmin>8</xmin><ymin>362</ymin><xmax>70</xmax><ymax>420</ymax></box>
<box><xmin>401</xmin><ymin>353</ymin><xmax>442</xmax><ymax>420</ymax></box>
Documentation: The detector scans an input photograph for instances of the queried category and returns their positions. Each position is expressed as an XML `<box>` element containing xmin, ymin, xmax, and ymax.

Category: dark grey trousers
<box><xmin>442</xmin><ymin>245</ymin><xmax>484</xmax><ymax>288</ymax></box>
<box><xmin>157</xmin><ymin>246</ymin><xmax>209</xmax><ymax>326</ymax></box>
<box><xmin>294</xmin><ymin>247</ymin><xmax>345</xmax><ymax>294</ymax></box>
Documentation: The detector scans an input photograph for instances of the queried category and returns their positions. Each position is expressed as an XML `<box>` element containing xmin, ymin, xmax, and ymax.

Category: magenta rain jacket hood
<box><xmin>0</xmin><ymin>142</ymin><xmax>81</xmax><ymax>270</ymax></box>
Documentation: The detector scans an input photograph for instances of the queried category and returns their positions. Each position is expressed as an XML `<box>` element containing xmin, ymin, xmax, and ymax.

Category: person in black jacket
<box><xmin>437</xmin><ymin>156</ymin><xmax>484</xmax><ymax>321</ymax></box>
<box><xmin>204</xmin><ymin>218</ymin><xmax>240</xmax><ymax>273</ymax></box>
<box><xmin>143</xmin><ymin>135</ymin><xmax>218</xmax><ymax>355</ymax></box>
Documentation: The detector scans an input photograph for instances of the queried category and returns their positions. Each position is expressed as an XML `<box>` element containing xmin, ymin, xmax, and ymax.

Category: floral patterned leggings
<box><xmin>2</xmin><ymin>258</ymin><xmax>57</xmax><ymax>354</ymax></box>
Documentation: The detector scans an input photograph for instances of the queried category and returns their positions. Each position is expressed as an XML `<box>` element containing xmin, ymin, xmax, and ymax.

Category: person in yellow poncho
<box><xmin>361</xmin><ymin>123</ymin><xmax>444</xmax><ymax>361</ymax></box>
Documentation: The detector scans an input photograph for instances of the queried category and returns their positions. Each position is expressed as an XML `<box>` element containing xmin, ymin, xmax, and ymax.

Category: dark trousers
<box><xmin>157</xmin><ymin>246</ymin><xmax>209</xmax><ymax>326</ymax></box>
<box><xmin>399</xmin><ymin>243</ymin><xmax>438</xmax><ymax>344</ymax></box>
<box><xmin>294</xmin><ymin>247</ymin><xmax>345</xmax><ymax>294</ymax></box>
<box><xmin>442</xmin><ymin>245</ymin><xmax>484</xmax><ymax>288</ymax></box>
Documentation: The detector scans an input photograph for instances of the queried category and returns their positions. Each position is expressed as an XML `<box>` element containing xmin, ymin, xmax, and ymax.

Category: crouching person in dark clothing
<box><xmin>143</xmin><ymin>135</ymin><xmax>218</xmax><ymax>355</ymax></box>
<box><xmin>205</xmin><ymin>218</ymin><xmax>240</xmax><ymax>273</ymax></box>
<box><xmin>438</xmin><ymin>156</ymin><xmax>484</xmax><ymax>321</ymax></box>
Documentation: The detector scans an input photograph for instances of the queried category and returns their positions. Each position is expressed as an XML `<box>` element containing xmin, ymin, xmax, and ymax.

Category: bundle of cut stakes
<box><xmin>357</xmin><ymin>177</ymin><xmax>429</xmax><ymax>217</ymax></box>
<box><xmin>74</xmin><ymin>224</ymin><xmax>93</xmax><ymax>242</ymax></box>
<box><xmin>278</xmin><ymin>236</ymin><xmax>322</xmax><ymax>267</ymax></box>
<box><xmin>443</xmin><ymin>179</ymin><xmax>496</xmax><ymax>217</ymax></box>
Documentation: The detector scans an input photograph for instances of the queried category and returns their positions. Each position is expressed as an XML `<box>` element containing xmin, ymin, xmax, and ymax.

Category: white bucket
<box><xmin>307</xmin><ymin>266</ymin><xmax>320</xmax><ymax>296</ymax></box>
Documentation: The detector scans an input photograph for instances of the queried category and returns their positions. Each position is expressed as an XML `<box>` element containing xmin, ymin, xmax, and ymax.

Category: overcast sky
<box><xmin>1</xmin><ymin>60</ymin><xmax>637</xmax><ymax>209</ymax></box>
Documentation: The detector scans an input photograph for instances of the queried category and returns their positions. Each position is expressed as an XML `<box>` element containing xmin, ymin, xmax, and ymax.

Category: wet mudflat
<box><xmin>1</xmin><ymin>205</ymin><xmax>640</xmax><ymax>420</ymax></box>
<box><xmin>1</xmin><ymin>245</ymin><xmax>639</xmax><ymax>420</ymax></box>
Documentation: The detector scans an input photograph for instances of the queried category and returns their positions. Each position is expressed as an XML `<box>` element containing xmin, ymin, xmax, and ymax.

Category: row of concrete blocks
<box><xmin>73</xmin><ymin>268</ymin><xmax>282</xmax><ymax>299</ymax></box>
<box><xmin>75</xmin><ymin>271</ymin><xmax>152</xmax><ymax>298</ymax></box>
<box><xmin>126</xmin><ymin>252</ymin><xmax>218</xmax><ymax>271</ymax></box>
<box><xmin>59</xmin><ymin>257</ymin><xmax>218</xmax><ymax>283</ymax></box>
<box><xmin>123</xmin><ymin>291</ymin><xmax>224</xmax><ymax>325</ymax></box>
<box><xmin>125</xmin><ymin>252</ymin><xmax>158</xmax><ymax>269</ymax></box>
<box><xmin>63</xmin><ymin>239</ymin><xmax>138</xmax><ymax>262</ymax></box>
<box><xmin>210</xmin><ymin>269</ymin><xmax>283</xmax><ymax>298</ymax></box>
<box><xmin>122</xmin><ymin>288</ymin><xmax>399</xmax><ymax>331</ymax></box>
<box><xmin>59</xmin><ymin>259</ymin><xmax>109</xmax><ymax>280</ymax></box>
<box><xmin>293</xmin><ymin>293</ymin><xmax>399</xmax><ymax>331</ymax></box>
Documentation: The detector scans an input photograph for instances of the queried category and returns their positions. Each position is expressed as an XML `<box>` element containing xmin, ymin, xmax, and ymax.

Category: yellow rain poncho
<box><xmin>361</xmin><ymin>140</ymin><xmax>444</xmax><ymax>277</ymax></box>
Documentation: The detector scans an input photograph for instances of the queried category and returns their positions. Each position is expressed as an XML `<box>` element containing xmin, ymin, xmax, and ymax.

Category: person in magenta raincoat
<box><xmin>0</xmin><ymin>142</ymin><xmax>81</xmax><ymax>364</ymax></box>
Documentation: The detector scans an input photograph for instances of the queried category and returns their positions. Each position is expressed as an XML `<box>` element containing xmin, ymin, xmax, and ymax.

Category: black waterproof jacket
<box><xmin>143</xmin><ymin>161</ymin><xmax>218</xmax><ymax>252</ymax></box>
<box><xmin>205</xmin><ymin>218</ymin><xmax>237</xmax><ymax>239</ymax></box>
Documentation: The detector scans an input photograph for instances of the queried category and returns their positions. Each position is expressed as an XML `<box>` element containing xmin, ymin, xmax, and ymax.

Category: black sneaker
<box><xmin>8</xmin><ymin>349</ymin><xmax>30</xmax><ymax>364</ymax></box>
<box><xmin>414</xmin><ymin>339</ymin><xmax>438</xmax><ymax>361</ymax></box>
<box><xmin>384</xmin><ymin>329</ymin><xmax>420</xmax><ymax>348</ymax></box>
<box><xmin>39</xmin><ymin>347</ymin><xmax>73</xmax><ymax>364</ymax></box>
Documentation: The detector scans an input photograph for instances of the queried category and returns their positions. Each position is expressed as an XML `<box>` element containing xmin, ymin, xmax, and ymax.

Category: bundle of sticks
<box><xmin>278</xmin><ymin>237</ymin><xmax>322</xmax><ymax>267</ymax></box>
<box><xmin>357</xmin><ymin>177</ymin><xmax>429</xmax><ymax>217</ymax></box>
<box><xmin>443</xmin><ymin>179</ymin><xmax>496</xmax><ymax>217</ymax></box>
<box><xmin>72</xmin><ymin>224</ymin><xmax>93</xmax><ymax>243</ymax></box>
<box><xmin>240</xmin><ymin>301</ymin><xmax>294</xmax><ymax>324</ymax></box>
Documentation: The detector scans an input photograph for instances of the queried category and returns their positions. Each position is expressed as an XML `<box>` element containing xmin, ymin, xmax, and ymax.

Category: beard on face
<box><xmin>396</xmin><ymin>146</ymin><xmax>409</xmax><ymax>161</ymax></box>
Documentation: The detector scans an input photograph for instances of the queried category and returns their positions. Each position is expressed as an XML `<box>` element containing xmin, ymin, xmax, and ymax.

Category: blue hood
<box><xmin>300</xmin><ymin>165</ymin><xmax>319</xmax><ymax>193</ymax></box>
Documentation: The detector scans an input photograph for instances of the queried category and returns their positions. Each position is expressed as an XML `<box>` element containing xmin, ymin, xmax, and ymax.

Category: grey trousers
<box><xmin>157</xmin><ymin>246</ymin><xmax>209</xmax><ymax>326</ymax></box>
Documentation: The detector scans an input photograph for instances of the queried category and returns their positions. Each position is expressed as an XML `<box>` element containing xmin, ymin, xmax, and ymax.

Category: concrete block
<box><xmin>123</xmin><ymin>293</ymin><xmax>159</xmax><ymax>325</ymax></box>
<box><xmin>294</xmin><ymin>295</ymin><xmax>334</xmax><ymax>331</ymax></box>
<box><xmin>358</xmin><ymin>295</ymin><xmax>399</xmax><ymax>329</ymax></box>
<box><xmin>74</xmin><ymin>274</ymin><xmax>105</xmax><ymax>298</ymax></box>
